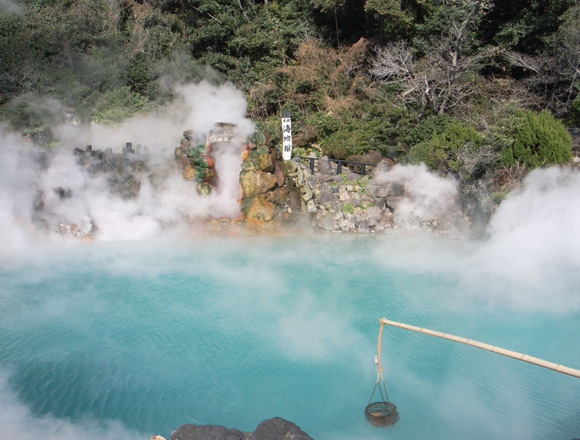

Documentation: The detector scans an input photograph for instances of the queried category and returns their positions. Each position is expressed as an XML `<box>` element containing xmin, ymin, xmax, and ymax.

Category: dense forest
<box><xmin>1</xmin><ymin>0</ymin><xmax>579</xmax><ymax>216</ymax></box>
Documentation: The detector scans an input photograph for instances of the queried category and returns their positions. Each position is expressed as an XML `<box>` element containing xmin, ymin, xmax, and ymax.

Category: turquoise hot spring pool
<box><xmin>1</xmin><ymin>234</ymin><xmax>579</xmax><ymax>440</ymax></box>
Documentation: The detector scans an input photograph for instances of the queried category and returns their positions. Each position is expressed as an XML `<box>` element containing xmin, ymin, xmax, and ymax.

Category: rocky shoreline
<box><xmin>153</xmin><ymin>417</ymin><xmax>313</xmax><ymax>440</ymax></box>
<box><xmin>33</xmin><ymin>128</ymin><xmax>580</xmax><ymax>241</ymax></box>
<box><xmin>237</xmin><ymin>133</ymin><xmax>470</xmax><ymax>237</ymax></box>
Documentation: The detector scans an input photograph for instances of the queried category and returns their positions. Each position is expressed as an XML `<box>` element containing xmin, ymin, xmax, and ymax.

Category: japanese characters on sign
<box><xmin>281</xmin><ymin>114</ymin><xmax>292</xmax><ymax>160</ymax></box>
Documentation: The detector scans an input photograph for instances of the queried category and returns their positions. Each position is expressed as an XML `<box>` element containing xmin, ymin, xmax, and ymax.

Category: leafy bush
<box><xmin>0</xmin><ymin>93</ymin><xmax>63</xmax><ymax>132</ymax></box>
<box><xmin>321</xmin><ymin>128</ymin><xmax>363</xmax><ymax>159</ymax></box>
<box><xmin>92</xmin><ymin>87</ymin><xmax>150</xmax><ymax>125</ymax></box>
<box><xmin>500</xmin><ymin>110</ymin><xmax>571</xmax><ymax>168</ymax></box>
<box><xmin>407</xmin><ymin>113</ymin><xmax>454</xmax><ymax>145</ymax></box>
<box><xmin>409</xmin><ymin>120</ymin><xmax>484</xmax><ymax>173</ymax></box>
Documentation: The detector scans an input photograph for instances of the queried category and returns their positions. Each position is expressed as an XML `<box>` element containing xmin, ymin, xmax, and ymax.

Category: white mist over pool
<box><xmin>1</xmin><ymin>190</ymin><xmax>580</xmax><ymax>440</ymax></box>
<box><xmin>1</xmin><ymin>79</ymin><xmax>580</xmax><ymax>438</ymax></box>
<box><xmin>0</xmin><ymin>81</ymin><xmax>255</xmax><ymax>248</ymax></box>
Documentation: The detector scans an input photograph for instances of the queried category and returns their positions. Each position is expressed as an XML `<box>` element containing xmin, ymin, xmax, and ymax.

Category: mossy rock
<box><xmin>241</xmin><ymin>195</ymin><xmax>275</xmax><ymax>222</ymax></box>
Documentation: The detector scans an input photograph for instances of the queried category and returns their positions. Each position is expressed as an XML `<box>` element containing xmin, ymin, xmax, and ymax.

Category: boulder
<box><xmin>317</xmin><ymin>156</ymin><xmax>333</xmax><ymax>175</ymax></box>
<box><xmin>170</xmin><ymin>424</ymin><xmax>248</xmax><ymax>440</ymax></box>
<box><xmin>283</xmin><ymin>160</ymin><xmax>299</xmax><ymax>174</ymax></box>
<box><xmin>338</xmin><ymin>187</ymin><xmax>350</xmax><ymax>201</ymax></box>
<box><xmin>373</xmin><ymin>158</ymin><xmax>395</xmax><ymax>175</ymax></box>
<box><xmin>299</xmin><ymin>184</ymin><xmax>313</xmax><ymax>202</ymax></box>
<box><xmin>184</xmin><ymin>166</ymin><xmax>198</xmax><ymax>181</ymax></box>
<box><xmin>372</xmin><ymin>197</ymin><xmax>385</xmax><ymax>209</ymax></box>
<box><xmin>240</xmin><ymin>170</ymin><xmax>278</xmax><ymax>196</ymax></box>
<box><xmin>253</xmin><ymin>417</ymin><xmax>312</xmax><ymax>440</ymax></box>
<box><xmin>317</xmin><ymin>215</ymin><xmax>335</xmax><ymax>231</ymax></box>
<box><xmin>390</xmin><ymin>181</ymin><xmax>405</xmax><ymax>196</ymax></box>
<box><xmin>241</xmin><ymin>149</ymin><xmax>275</xmax><ymax>173</ymax></box>
<box><xmin>295</xmin><ymin>167</ymin><xmax>306</xmax><ymax>186</ymax></box>
<box><xmin>273</xmin><ymin>161</ymin><xmax>286</xmax><ymax>187</ymax></box>
<box><xmin>386</xmin><ymin>196</ymin><xmax>404</xmax><ymax>211</ymax></box>
<box><xmin>316</xmin><ymin>190</ymin><xmax>334</xmax><ymax>205</ymax></box>
<box><xmin>241</xmin><ymin>195</ymin><xmax>275</xmax><ymax>221</ymax></box>
<box><xmin>358</xmin><ymin>219</ymin><xmax>369</xmax><ymax>233</ymax></box>
<box><xmin>365</xmin><ymin>185</ymin><xmax>388</xmax><ymax>198</ymax></box>
<box><xmin>330</xmin><ymin>201</ymin><xmax>342</xmax><ymax>211</ymax></box>
<box><xmin>268</xmin><ymin>187</ymin><xmax>292</xmax><ymax>206</ymax></box>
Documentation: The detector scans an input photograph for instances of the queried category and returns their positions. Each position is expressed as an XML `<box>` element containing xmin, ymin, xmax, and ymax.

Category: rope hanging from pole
<box><xmin>365</xmin><ymin>321</ymin><xmax>399</xmax><ymax>427</ymax></box>
<box><xmin>368</xmin><ymin>322</ymin><xmax>389</xmax><ymax>404</ymax></box>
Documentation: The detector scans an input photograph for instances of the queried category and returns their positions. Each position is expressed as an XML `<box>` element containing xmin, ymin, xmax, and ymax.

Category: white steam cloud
<box><xmin>55</xmin><ymin>81</ymin><xmax>253</xmax><ymax>150</ymax></box>
<box><xmin>374</xmin><ymin>163</ymin><xmax>459</xmax><ymax>225</ymax></box>
<box><xmin>0</xmin><ymin>81</ymin><xmax>254</xmax><ymax>249</ymax></box>
<box><xmin>371</xmin><ymin>166</ymin><xmax>580</xmax><ymax>311</ymax></box>
<box><xmin>0</xmin><ymin>370</ymin><xmax>142</xmax><ymax>440</ymax></box>
<box><xmin>468</xmin><ymin>166</ymin><xmax>580</xmax><ymax>309</ymax></box>
<box><xmin>0</xmin><ymin>0</ymin><xmax>23</xmax><ymax>14</ymax></box>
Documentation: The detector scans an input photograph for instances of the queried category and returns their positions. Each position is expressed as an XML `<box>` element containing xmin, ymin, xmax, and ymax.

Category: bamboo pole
<box><xmin>379</xmin><ymin>318</ymin><xmax>580</xmax><ymax>379</ymax></box>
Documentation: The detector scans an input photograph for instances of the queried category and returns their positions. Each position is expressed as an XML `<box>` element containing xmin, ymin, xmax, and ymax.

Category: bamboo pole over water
<box><xmin>379</xmin><ymin>318</ymin><xmax>580</xmax><ymax>379</ymax></box>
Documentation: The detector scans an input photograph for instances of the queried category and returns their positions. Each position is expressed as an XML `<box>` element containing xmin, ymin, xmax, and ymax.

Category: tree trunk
<box><xmin>334</xmin><ymin>7</ymin><xmax>340</xmax><ymax>47</ymax></box>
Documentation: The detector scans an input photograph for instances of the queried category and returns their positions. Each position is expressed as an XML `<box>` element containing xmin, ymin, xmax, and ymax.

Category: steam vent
<box><xmin>174</xmin><ymin>123</ymin><xmax>302</xmax><ymax>230</ymax></box>
<box><xmin>175</xmin><ymin>129</ymin><xmax>216</xmax><ymax>195</ymax></box>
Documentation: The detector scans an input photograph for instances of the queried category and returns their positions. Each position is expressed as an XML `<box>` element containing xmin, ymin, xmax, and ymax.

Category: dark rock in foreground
<box><xmin>169</xmin><ymin>417</ymin><xmax>313</xmax><ymax>440</ymax></box>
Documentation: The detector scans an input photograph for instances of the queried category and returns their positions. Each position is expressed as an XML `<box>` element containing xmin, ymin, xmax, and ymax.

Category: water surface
<box><xmin>1</xmin><ymin>234</ymin><xmax>579</xmax><ymax>440</ymax></box>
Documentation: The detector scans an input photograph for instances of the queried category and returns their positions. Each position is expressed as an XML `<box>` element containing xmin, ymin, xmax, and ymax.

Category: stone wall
<box><xmin>284</xmin><ymin>156</ymin><xmax>468</xmax><ymax>236</ymax></box>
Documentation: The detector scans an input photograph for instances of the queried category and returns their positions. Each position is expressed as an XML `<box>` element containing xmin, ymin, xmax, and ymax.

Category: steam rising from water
<box><xmin>0</xmin><ymin>371</ymin><xmax>142</xmax><ymax>440</ymax></box>
<box><xmin>371</xmin><ymin>166</ymin><xmax>580</xmax><ymax>311</ymax></box>
<box><xmin>471</xmin><ymin>167</ymin><xmax>580</xmax><ymax>310</ymax></box>
<box><xmin>1</xmin><ymin>78</ymin><xmax>580</xmax><ymax>439</ymax></box>
<box><xmin>374</xmin><ymin>163</ymin><xmax>459</xmax><ymax>224</ymax></box>
<box><xmin>1</xmin><ymin>81</ymin><xmax>254</xmax><ymax>250</ymax></box>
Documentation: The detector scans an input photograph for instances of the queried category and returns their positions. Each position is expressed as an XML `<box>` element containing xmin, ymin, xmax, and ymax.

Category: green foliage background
<box><xmin>0</xmin><ymin>0</ymin><xmax>576</xmax><ymax>195</ymax></box>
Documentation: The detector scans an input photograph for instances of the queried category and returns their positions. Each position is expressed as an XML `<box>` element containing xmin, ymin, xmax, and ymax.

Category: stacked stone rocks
<box><xmin>33</xmin><ymin>144</ymin><xmax>153</xmax><ymax>240</ymax></box>
<box><xmin>239</xmin><ymin>134</ymin><xmax>302</xmax><ymax>223</ymax></box>
<box><xmin>286</xmin><ymin>156</ymin><xmax>395</xmax><ymax>233</ymax></box>
<box><xmin>285</xmin><ymin>156</ymin><xmax>465</xmax><ymax>235</ymax></box>
<box><xmin>175</xmin><ymin>130</ymin><xmax>215</xmax><ymax>195</ymax></box>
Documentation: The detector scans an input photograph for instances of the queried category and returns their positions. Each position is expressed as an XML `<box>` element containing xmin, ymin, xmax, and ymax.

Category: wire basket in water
<box><xmin>364</xmin><ymin>401</ymin><xmax>399</xmax><ymax>427</ymax></box>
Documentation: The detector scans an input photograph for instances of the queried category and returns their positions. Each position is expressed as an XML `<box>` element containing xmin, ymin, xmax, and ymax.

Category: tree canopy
<box><xmin>0</xmin><ymin>0</ymin><xmax>576</xmax><ymax>197</ymax></box>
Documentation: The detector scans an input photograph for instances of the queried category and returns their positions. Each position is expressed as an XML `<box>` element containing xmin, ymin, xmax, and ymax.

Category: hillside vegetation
<box><xmin>1</xmin><ymin>0</ymin><xmax>578</xmax><ymax>218</ymax></box>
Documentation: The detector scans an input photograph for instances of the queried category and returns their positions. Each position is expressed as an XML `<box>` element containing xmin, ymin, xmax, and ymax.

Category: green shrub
<box><xmin>321</xmin><ymin>129</ymin><xmax>363</xmax><ymax>159</ymax></box>
<box><xmin>408</xmin><ymin>120</ymin><xmax>484</xmax><ymax>173</ymax></box>
<box><xmin>500</xmin><ymin>110</ymin><xmax>571</xmax><ymax>168</ymax></box>
<box><xmin>407</xmin><ymin>113</ymin><xmax>454</xmax><ymax>145</ymax></box>
<box><xmin>92</xmin><ymin>86</ymin><xmax>150</xmax><ymax>125</ymax></box>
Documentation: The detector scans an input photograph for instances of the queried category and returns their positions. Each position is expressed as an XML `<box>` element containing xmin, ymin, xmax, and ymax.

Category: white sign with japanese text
<box><xmin>282</xmin><ymin>116</ymin><xmax>292</xmax><ymax>160</ymax></box>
